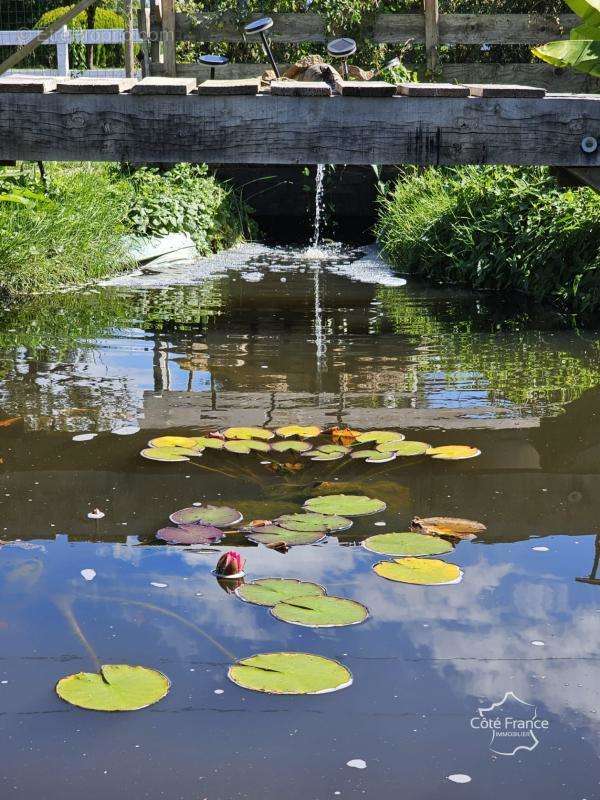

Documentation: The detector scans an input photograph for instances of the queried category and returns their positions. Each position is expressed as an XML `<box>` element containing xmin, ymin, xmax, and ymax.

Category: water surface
<box><xmin>1</xmin><ymin>244</ymin><xmax>600</xmax><ymax>799</ymax></box>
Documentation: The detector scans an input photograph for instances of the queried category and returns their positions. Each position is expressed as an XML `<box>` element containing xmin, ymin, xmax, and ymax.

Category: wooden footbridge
<box><xmin>0</xmin><ymin>0</ymin><xmax>599</xmax><ymax>172</ymax></box>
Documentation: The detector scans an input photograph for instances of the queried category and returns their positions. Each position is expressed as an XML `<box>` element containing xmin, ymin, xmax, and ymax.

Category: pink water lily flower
<box><xmin>215</xmin><ymin>551</ymin><xmax>245</xmax><ymax>577</ymax></box>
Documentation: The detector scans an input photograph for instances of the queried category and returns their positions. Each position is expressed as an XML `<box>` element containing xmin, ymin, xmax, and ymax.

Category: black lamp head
<box><xmin>327</xmin><ymin>37</ymin><xmax>357</xmax><ymax>59</ymax></box>
<box><xmin>244</xmin><ymin>17</ymin><xmax>274</xmax><ymax>35</ymax></box>
<box><xmin>198</xmin><ymin>54</ymin><xmax>230</xmax><ymax>67</ymax></box>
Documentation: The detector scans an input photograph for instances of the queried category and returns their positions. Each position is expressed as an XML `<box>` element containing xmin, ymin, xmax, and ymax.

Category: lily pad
<box><xmin>304</xmin><ymin>494</ymin><xmax>386</xmax><ymax>517</ymax></box>
<box><xmin>236</xmin><ymin>577</ymin><xmax>326</xmax><ymax>607</ymax></box>
<box><xmin>55</xmin><ymin>664</ymin><xmax>170</xmax><ymax>711</ymax></box>
<box><xmin>156</xmin><ymin>524</ymin><xmax>223</xmax><ymax>544</ymax></box>
<box><xmin>191</xmin><ymin>436</ymin><xmax>225</xmax><ymax>450</ymax></box>
<box><xmin>373</xmin><ymin>557</ymin><xmax>463</xmax><ymax>585</ymax></box>
<box><xmin>224</xmin><ymin>440</ymin><xmax>271</xmax><ymax>454</ymax></box>
<box><xmin>356</xmin><ymin>430</ymin><xmax>404</xmax><ymax>445</ymax></box>
<box><xmin>246</xmin><ymin>528</ymin><xmax>325</xmax><ymax>547</ymax></box>
<box><xmin>271</xmin><ymin>440</ymin><xmax>313</xmax><ymax>454</ymax></box>
<box><xmin>274</xmin><ymin>513</ymin><xmax>352</xmax><ymax>533</ymax></box>
<box><xmin>169</xmin><ymin>505</ymin><xmax>243</xmax><ymax>527</ymax></box>
<box><xmin>223</xmin><ymin>427</ymin><xmax>274</xmax><ymax>441</ymax></box>
<box><xmin>148</xmin><ymin>436</ymin><xmax>201</xmax><ymax>449</ymax></box>
<box><xmin>376</xmin><ymin>440</ymin><xmax>430</xmax><ymax>456</ymax></box>
<box><xmin>351</xmin><ymin>449</ymin><xmax>396</xmax><ymax>463</ymax></box>
<box><xmin>426</xmin><ymin>445</ymin><xmax>481</xmax><ymax>460</ymax></box>
<box><xmin>310</xmin><ymin>450</ymin><xmax>345</xmax><ymax>462</ymax></box>
<box><xmin>271</xmin><ymin>595</ymin><xmax>369</xmax><ymax>628</ymax></box>
<box><xmin>362</xmin><ymin>531</ymin><xmax>453</xmax><ymax>556</ymax></box>
<box><xmin>140</xmin><ymin>446</ymin><xmax>202</xmax><ymax>462</ymax></box>
<box><xmin>228</xmin><ymin>652</ymin><xmax>352</xmax><ymax>695</ymax></box>
<box><xmin>275</xmin><ymin>425</ymin><xmax>322</xmax><ymax>439</ymax></box>
<box><xmin>412</xmin><ymin>516</ymin><xmax>486</xmax><ymax>539</ymax></box>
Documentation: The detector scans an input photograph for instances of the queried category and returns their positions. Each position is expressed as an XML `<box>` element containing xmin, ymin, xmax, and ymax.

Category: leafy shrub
<box><xmin>120</xmin><ymin>163</ymin><xmax>253</xmax><ymax>254</ymax></box>
<box><xmin>376</xmin><ymin>166</ymin><xmax>600</xmax><ymax>316</ymax></box>
<box><xmin>37</xmin><ymin>5</ymin><xmax>125</xmax><ymax>68</ymax></box>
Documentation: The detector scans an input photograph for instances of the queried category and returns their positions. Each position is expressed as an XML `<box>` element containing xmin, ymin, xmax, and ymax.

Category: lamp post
<box><xmin>326</xmin><ymin>37</ymin><xmax>356</xmax><ymax>80</ymax></box>
<box><xmin>244</xmin><ymin>17</ymin><xmax>280</xmax><ymax>78</ymax></box>
<box><xmin>198</xmin><ymin>53</ymin><xmax>230</xmax><ymax>80</ymax></box>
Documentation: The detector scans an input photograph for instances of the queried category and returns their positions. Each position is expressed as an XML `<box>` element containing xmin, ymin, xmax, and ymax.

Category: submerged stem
<box><xmin>55</xmin><ymin>595</ymin><xmax>101</xmax><ymax>671</ymax></box>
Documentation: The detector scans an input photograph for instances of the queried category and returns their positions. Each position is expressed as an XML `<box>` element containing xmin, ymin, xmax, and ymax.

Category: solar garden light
<box><xmin>198</xmin><ymin>54</ymin><xmax>230</xmax><ymax>80</ymax></box>
<box><xmin>244</xmin><ymin>17</ymin><xmax>280</xmax><ymax>78</ymax></box>
<box><xmin>327</xmin><ymin>37</ymin><xmax>357</xmax><ymax>80</ymax></box>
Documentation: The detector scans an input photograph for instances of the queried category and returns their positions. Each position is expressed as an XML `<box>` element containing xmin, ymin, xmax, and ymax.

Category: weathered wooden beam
<box><xmin>0</xmin><ymin>93</ymin><xmax>598</xmax><ymax>167</ymax></box>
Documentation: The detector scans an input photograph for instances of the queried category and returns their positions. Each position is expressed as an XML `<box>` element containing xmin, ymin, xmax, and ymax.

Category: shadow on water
<box><xmin>1</xmin><ymin>244</ymin><xmax>600</xmax><ymax>799</ymax></box>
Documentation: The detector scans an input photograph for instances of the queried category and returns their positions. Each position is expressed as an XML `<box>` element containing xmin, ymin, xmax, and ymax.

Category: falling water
<box><xmin>311</xmin><ymin>164</ymin><xmax>326</xmax><ymax>249</ymax></box>
<box><xmin>313</xmin><ymin>263</ymin><xmax>325</xmax><ymax>370</ymax></box>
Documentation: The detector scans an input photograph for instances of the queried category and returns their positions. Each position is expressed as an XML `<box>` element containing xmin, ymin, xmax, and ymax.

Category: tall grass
<box><xmin>376</xmin><ymin>166</ymin><xmax>600</xmax><ymax>316</ymax></box>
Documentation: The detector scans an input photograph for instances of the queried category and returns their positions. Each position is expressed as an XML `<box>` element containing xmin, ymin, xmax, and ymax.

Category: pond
<box><xmin>1</xmin><ymin>243</ymin><xmax>600</xmax><ymax>799</ymax></box>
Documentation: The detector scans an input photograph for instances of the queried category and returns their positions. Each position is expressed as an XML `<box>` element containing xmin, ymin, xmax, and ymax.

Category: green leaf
<box><xmin>373</xmin><ymin>557</ymin><xmax>464</xmax><ymax>585</ymax></box>
<box><xmin>56</xmin><ymin>664</ymin><xmax>170</xmax><ymax>711</ymax></box>
<box><xmin>362</xmin><ymin>531</ymin><xmax>453</xmax><ymax>556</ymax></box>
<box><xmin>236</xmin><ymin>577</ymin><xmax>326</xmax><ymax>607</ymax></box>
<box><xmin>376</xmin><ymin>440</ymin><xmax>430</xmax><ymax>455</ymax></box>
<box><xmin>570</xmin><ymin>23</ymin><xmax>600</xmax><ymax>40</ymax></box>
<box><xmin>169</xmin><ymin>505</ymin><xmax>242</xmax><ymax>527</ymax></box>
<box><xmin>564</xmin><ymin>0</ymin><xmax>600</xmax><ymax>26</ymax></box>
<box><xmin>355</xmin><ymin>430</ymin><xmax>404</xmax><ymax>445</ymax></box>
<box><xmin>271</xmin><ymin>595</ymin><xmax>369</xmax><ymax>627</ymax></box>
<box><xmin>271</xmin><ymin>440</ymin><xmax>313</xmax><ymax>453</ymax></box>
<box><xmin>245</xmin><ymin>528</ymin><xmax>325</xmax><ymax>546</ymax></box>
<box><xmin>274</xmin><ymin>513</ymin><xmax>352</xmax><ymax>532</ymax></box>
<box><xmin>304</xmin><ymin>494</ymin><xmax>386</xmax><ymax>516</ymax></box>
<box><xmin>228</xmin><ymin>652</ymin><xmax>353</xmax><ymax>695</ymax></box>
<box><xmin>224</xmin><ymin>439</ymin><xmax>271</xmax><ymax>454</ymax></box>
<box><xmin>223</xmin><ymin>427</ymin><xmax>274</xmax><ymax>441</ymax></box>
<box><xmin>140</xmin><ymin>446</ymin><xmax>202</xmax><ymax>462</ymax></box>
<box><xmin>532</xmin><ymin>39</ymin><xmax>600</xmax><ymax>76</ymax></box>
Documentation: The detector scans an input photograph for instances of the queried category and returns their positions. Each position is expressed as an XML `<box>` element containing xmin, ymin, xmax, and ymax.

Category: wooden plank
<box><xmin>1</xmin><ymin>93</ymin><xmax>599</xmax><ymax>167</ymax></box>
<box><xmin>563</xmin><ymin>167</ymin><xmax>600</xmax><ymax>192</ymax></box>
<box><xmin>468</xmin><ymin>83</ymin><xmax>546</xmax><ymax>98</ymax></box>
<box><xmin>176</xmin><ymin>12</ymin><xmax>326</xmax><ymax>43</ymax></box>
<box><xmin>424</xmin><ymin>0</ymin><xmax>440</xmax><ymax>74</ymax></box>
<box><xmin>124</xmin><ymin>0</ymin><xmax>135</xmax><ymax>78</ymax></box>
<box><xmin>162</xmin><ymin>0</ymin><xmax>177</xmax><ymax>76</ymax></box>
<box><xmin>398</xmin><ymin>82</ymin><xmax>469</xmax><ymax>97</ymax></box>
<box><xmin>270</xmin><ymin>80</ymin><xmax>331</xmax><ymax>97</ymax></box>
<box><xmin>132</xmin><ymin>76</ymin><xmax>196</xmax><ymax>94</ymax></box>
<box><xmin>340</xmin><ymin>80</ymin><xmax>396</xmax><ymax>97</ymax></box>
<box><xmin>372</xmin><ymin>14</ymin><xmax>425</xmax><ymax>44</ymax></box>
<box><xmin>57</xmin><ymin>77</ymin><xmax>138</xmax><ymax>94</ymax></box>
<box><xmin>196</xmin><ymin>78</ymin><xmax>260</xmax><ymax>96</ymax></box>
<box><xmin>0</xmin><ymin>76</ymin><xmax>57</xmax><ymax>93</ymax></box>
<box><xmin>439</xmin><ymin>13</ymin><xmax>579</xmax><ymax>44</ymax></box>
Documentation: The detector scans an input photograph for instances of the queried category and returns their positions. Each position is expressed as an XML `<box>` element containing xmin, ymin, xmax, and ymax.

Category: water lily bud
<box><xmin>216</xmin><ymin>551</ymin><xmax>245</xmax><ymax>577</ymax></box>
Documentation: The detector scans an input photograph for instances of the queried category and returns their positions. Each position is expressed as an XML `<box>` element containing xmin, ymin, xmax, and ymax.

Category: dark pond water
<box><xmin>1</xmin><ymin>244</ymin><xmax>600</xmax><ymax>799</ymax></box>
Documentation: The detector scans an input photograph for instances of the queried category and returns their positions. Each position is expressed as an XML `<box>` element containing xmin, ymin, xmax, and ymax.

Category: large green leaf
<box><xmin>532</xmin><ymin>39</ymin><xmax>600</xmax><ymax>76</ymax></box>
<box><xmin>362</xmin><ymin>531</ymin><xmax>453</xmax><ymax>556</ymax></box>
<box><xmin>564</xmin><ymin>0</ymin><xmax>600</xmax><ymax>25</ymax></box>
<box><xmin>570</xmin><ymin>23</ymin><xmax>600</xmax><ymax>40</ymax></box>
<box><xmin>245</xmin><ymin>528</ymin><xmax>325</xmax><ymax>546</ymax></box>
<box><xmin>236</xmin><ymin>577</ymin><xmax>326</xmax><ymax>607</ymax></box>
<box><xmin>56</xmin><ymin>664</ymin><xmax>170</xmax><ymax>711</ymax></box>
<box><xmin>304</xmin><ymin>494</ymin><xmax>386</xmax><ymax>516</ymax></box>
<box><xmin>228</xmin><ymin>652</ymin><xmax>353</xmax><ymax>695</ymax></box>
<box><xmin>271</xmin><ymin>595</ymin><xmax>369</xmax><ymax>627</ymax></box>
<box><xmin>274</xmin><ymin>513</ymin><xmax>352</xmax><ymax>532</ymax></box>
<box><xmin>169</xmin><ymin>505</ymin><xmax>242</xmax><ymax>527</ymax></box>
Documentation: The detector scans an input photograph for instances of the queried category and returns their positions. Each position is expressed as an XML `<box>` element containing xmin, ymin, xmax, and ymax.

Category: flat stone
<box><xmin>340</xmin><ymin>80</ymin><xmax>395</xmax><ymax>97</ymax></box>
<box><xmin>57</xmin><ymin>78</ymin><xmax>138</xmax><ymax>94</ymax></box>
<box><xmin>398</xmin><ymin>82</ymin><xmax>469</xmax><ymax>97</ymax></box>
<box><xmin>196</xmin><ymin>78</ymin><xmax>260</xmax><ymax>96</ymax></box>
<box><xmin>467</xmin><ymin>84</ymin><xmax>546</xmax><ymax>98</ymax></box>
<box><xmin>131</xmin><ymin>77</ymin><xmax>197</xmax><ymax>95</ymax></box>
<box><xmin>0</xmin><ymin>76</ymin><xmax>57</xmax><ymax>93</ymax></box>
<box><xmin>270</xmin><ymin>80</ymin><xmax>331</xmax><ymax>97</ymax></box>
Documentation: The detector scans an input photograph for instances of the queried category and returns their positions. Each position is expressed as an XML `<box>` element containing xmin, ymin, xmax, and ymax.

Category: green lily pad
<box><xmin>304</xmin><ymin>494</ymin><xmax>386</xmax><ymax>517</ymax></box>
<box><xmin>169</xmin><ymin>505</ymin><xmax>243</xmax><ymax>527</ymax></box>
<box><xmin>351</xmin><ymin>449</ymin><xmax>396</xmax><ymax>463</ymax></box>
<box><xmin>235</xmin><ymin>577</ymin><xmax>326</xmax><ymax>607</ymax></box>
<box><xmin>373</xmin><ymin>557</ymin><xmax>463</xmax><ymax>585</ymax></box>
<box><xmin>246</xmin><ymin>528</ymin><xmax>325</xmax><ymax>547</ymax></box>
<box><xmin>224</xmin><ymin>440</ymin><xmax>271</xmax><ymax>454</ymax></box>
<box><xmin>55</xmin><ymin>664</ymin><xmax>170</xmax><ymax>711</ymax></box>
<box><xmin>140</xmin><ymin>446</ymin><xmax>202</xmax><ymax>462</ymax></box>
<box><xmin>274</xmin><ymin>513</ymin><xmax>352</xmax><ymax>532</ymax></box>
<box><xmin>356</xmin><ymin>430</ymin><xmax>404</xmax><ymax>445</ymax></box>
<box><xmin>362</xmin><ymin>531</ymin><xmax>453</xmax><ymax>556</ymax></box>
<box><xmin>376</xmin><ymin>440</ymin><xmax>430</xmax><ymax>456</ymax></box>
<box><xmin>157</xmin><ymin>524</ymin><xmax>223</xmax><ymax>544</ymax></box>
<box><xmin>271</xmin><ymin>595</ymin><xmax>369</xmax><ymax>628</ymax></box>
<box><xmin>192</xmin><ymin>436</ymin><xmax>225</xmax><ymax>450</ymax></box>
<box><xmin>223</xmin><ymin>427</ymin><xmax>274</xmax><ymax>441</ymax></box>
<box><xmin>275</xmin><ymin>425</ymin><xmax>322</xmax><ymax>439</ymax></box>
<box><xmin>228</xmin><ymin>652</ymin><xmax>352</xmax><ymax>695</ymax></box>
<box><xmin>310</xmin><ymin>450</ymin><xmax>345</xmax><ymax>461</ymax></box>
<box><xmin>271</xmin><ymin>440</ymin><xmax>313</xmax><ymax>454</ymax></box>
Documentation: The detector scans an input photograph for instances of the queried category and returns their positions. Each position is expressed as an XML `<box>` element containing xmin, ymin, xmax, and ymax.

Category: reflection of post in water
<box><xmin>576</xmin><ymin>534</ymin><xmax>600</xmax><ymax>586</ymax></box>
<box><xmin>152</xmin><ymin>334</ymin><xmax>170</xmax><ymax>392</ymax></box>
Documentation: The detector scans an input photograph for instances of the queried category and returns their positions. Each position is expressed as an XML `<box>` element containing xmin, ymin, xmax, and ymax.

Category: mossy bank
<box><xmin>376</xmin><ymin>166</ymin><xmax>600</xmax><ymax>317</ymax></box>
<box><xmin>0</xmin><ymin>163</ymin><xmax>252</xmax><ymax>296</ymax></box>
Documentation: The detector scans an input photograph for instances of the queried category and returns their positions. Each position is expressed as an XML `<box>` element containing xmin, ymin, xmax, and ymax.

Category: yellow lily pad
<box><xmin>148</xmin><ymin>436</ymin><xmax>202</xmax><ymax>449</ymax></box>
<box><xmin>426</xmin><ymin>445</ymin><xmax>481</xmax><ymax>460</ymax></box>
<box><xmin>356</xmin><ymin>430</ymin><xmax>404</xmax><ymax>445</ymax></box>
<box><xmin>140</xmin><ymin>446</ymin><xmax>202</xmax><ymax>462</ymax></box>
<box><xmin>275</xmin><ymin>425</ymin><xmax>322</xmax><ymax>439</ymax></box>
<box><xmin>224</xmin><ymin>440</ymin><xmax>271</xmax><ymax>454</ymax></box>
<box><xmin>223</xmin><ymin>427</ymin><xmax>274</xmax><ymax>441</ymax></box>
<box><xmin>373</xmin><ymin>557</ymin><xmax>463</xmax><ymax>585</ymax></box>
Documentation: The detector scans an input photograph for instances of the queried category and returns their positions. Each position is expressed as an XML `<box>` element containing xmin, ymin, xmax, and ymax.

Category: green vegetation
<box><xmin>376</xmin><ymin>166</ymin><xmax>600</xmax><ymax>316</ymax></box>
<box><xmin>0</xmin><ymin>162</ymin><xmax>251</xmax><ymax>297</ymax></box>
<box><xmin>533</xmin><ymin>0</ymin><xmax>600</xmax><ymax>78</ymax></box>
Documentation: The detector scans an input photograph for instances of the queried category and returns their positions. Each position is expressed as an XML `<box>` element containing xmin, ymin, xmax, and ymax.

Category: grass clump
<box><xmin>376</xmin><ymin>166</ymin><xmax>600</xmax><ymax>315</ymax></box>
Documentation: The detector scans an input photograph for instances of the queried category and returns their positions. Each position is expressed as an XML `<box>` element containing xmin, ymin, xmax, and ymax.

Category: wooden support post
<box><xmin>423</xmin><ymin>0</ymin><xmax>439</xmax><ymax>76</ymax></box>
<box><xmin>161</xmin><ymin>0</ymin><xmax>176</xmax><ymax>77</ymax></box>
<box><xmin>150</xmin><ymin>0</ymin><xmax>162</xmax><ymax>67</ymax></box>
<box><xmin>125</xmin><ymin>0</ymin><xmax>135</xmax><ymax>77</ymax></box>
<box><xmin>56</xmin><ymin>25</ymin><xmax>70</xmax><ymax>77</ymax></box>
<box><xmin>139</xmin><ymin>0</ymin><xmax>151</xmax><ymax>77</ymax></box>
